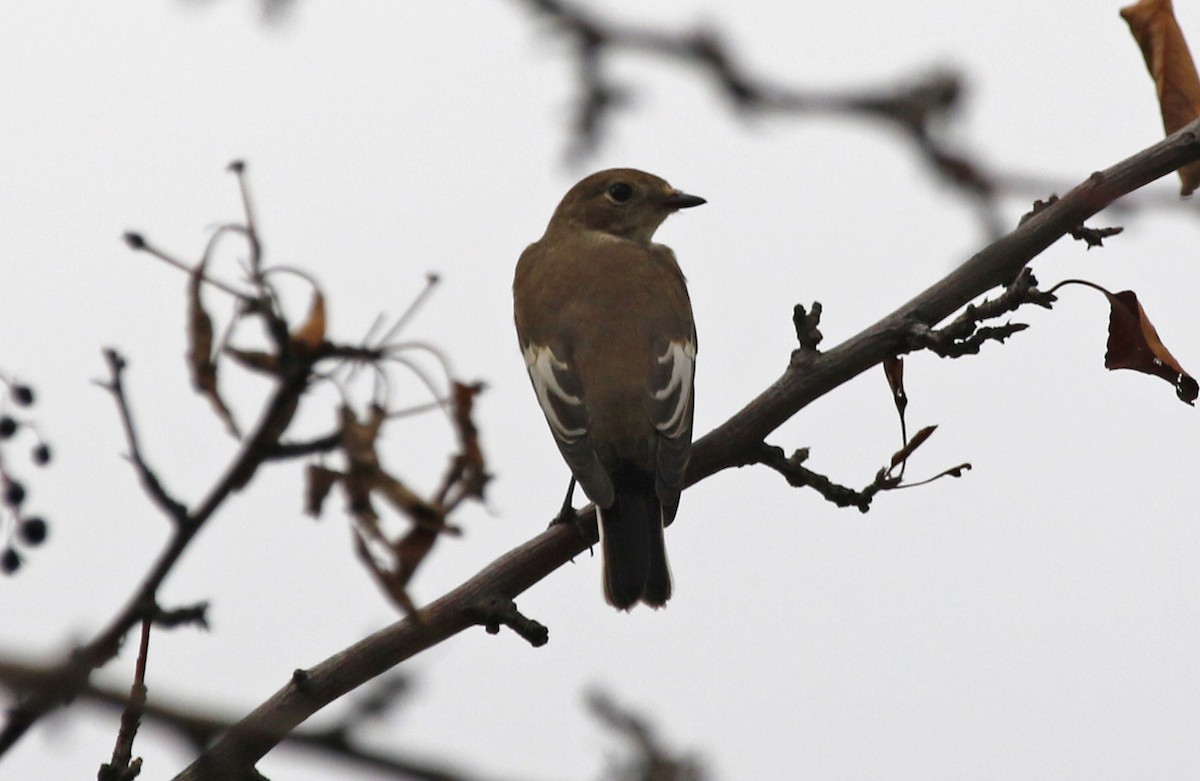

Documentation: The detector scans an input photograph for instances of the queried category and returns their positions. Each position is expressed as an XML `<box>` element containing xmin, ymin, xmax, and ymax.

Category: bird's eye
<box><xmin>607</xmin><ymin>183</ymin><xmax>634</xmax><ymax>203</ymax></box>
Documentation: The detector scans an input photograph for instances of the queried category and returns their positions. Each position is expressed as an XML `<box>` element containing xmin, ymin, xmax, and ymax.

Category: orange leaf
<box><xmin>1104</xmin><ymin>289</ymin><xmax>1198</xmax><ymax>403</ymax></box>
<box><xmin>1121</xmin><ymin>0</ymin><xmax>1200</xmax><ymax>194</ymax></box>
<box><xmin>290</xmin><ymin>290</ymin><xmax>326</xmax><ymax>352</ymax></box>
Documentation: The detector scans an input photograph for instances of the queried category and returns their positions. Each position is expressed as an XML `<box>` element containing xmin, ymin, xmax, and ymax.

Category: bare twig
<box><xmin>471</xmin><ymin>594</ymin><xmax>550</xmax><ymax>647</ymax></box>
<box><xmin>99</xmin><ymin>350</ymin><xmax>190</xmax><ymax>524</ymax></box>
<box><xmin>907</xmin><ymin>268</ymin><xmax>1055</xmax><ymax>358</ymax></box>
<box><xmin>588</xmin><ymin>691</ymin><xmax>706</xmax><ymax>781</ymax></box>
<box><xmin>98</xmin><ymin>618</ymin><xmax>153</xmax><ymax>781</ymax></box>
<box><xmin>754</xmin><ymin>444</ymin><xmax>874</xmax><ymax>513</ymax></box>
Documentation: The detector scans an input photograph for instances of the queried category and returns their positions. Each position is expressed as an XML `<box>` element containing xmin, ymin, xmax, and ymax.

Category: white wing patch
<box><xmin>654</xmin><ymin>340</ymin><xmax>695</xmax><ymax>438</ymax></box>
<box><xmin>523</xmin><ymin>343</ymin><xmax>586</xmax><ymax>440</ymax></box>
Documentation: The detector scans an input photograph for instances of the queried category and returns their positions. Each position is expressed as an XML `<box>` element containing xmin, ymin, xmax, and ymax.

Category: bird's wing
<box><xmin>522</xmin><ymin>341</ymin><xmax>615</xmax><ymax>507</ymax></box>
<box><xmin>650</xmin><ymin>336</ymin><xmax>696</xmax><ymax>519</ymax></box>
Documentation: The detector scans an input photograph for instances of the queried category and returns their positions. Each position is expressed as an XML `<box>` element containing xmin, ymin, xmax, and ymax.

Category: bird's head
<box><xmin>549</xmin><ymin>168</ymin><xmax>705</xmax><ymax>243</ymax></box>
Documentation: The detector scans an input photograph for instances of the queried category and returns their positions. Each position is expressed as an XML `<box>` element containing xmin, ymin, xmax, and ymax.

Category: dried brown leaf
<box><xmin>1104</xmin><ymin>289</ymin><xmax>1198</xmax><ymax>403</ymax></box>
<box><xmin>187</xmin><ymin>261</ymin><xmax>240</xmax><ymax>437</ymax></box>
<box><xmin>882</xmin><ymin>356</ymin><xmax>907</xmax><ymax>417</ymax></box>
<box><xmin>305</xmin><ymin>464</ymin><xmax>341</xmax><ymax>517</ymax></box>
<box><xmin>393</xmin><ymin>525</ymin><xmax>438</xmax><ymax>588</ymax></box>
<box><xmin>889</xmin><ymin>424</ymin><xmax>937</xmax><ymax>470</ymax></box>
<box><xmin>450</xmin><ymin>381</ymin><xmax>489</xmax><ymax>500</ymax></box>
<box><xmin>352</xmin><ymin>526</ymin><xmax>418</xmax><ymax>615</ymax></box>
<box><xmin>1121</xmin><ymin>0</ymin><xmax>1200</xmax><ymax>194</ymax></box>
<box><xmin>377</xmin><ymin>471</ymin><xmax>446</xmax><ymax>526</ymax></box>
<box><xmin>340</xmin><ymin>407</ymin><xmax>384</xmax><ymax>524</ymax></box>
<box><xmin>291</xmin><ymin>290</ymin><xmax>327</xmax><ymax>352</ymax></box>
<box><xmin>342</xmin><ymin>404</ymin><xmax>385</xmax><ymax>470</ymax></box>
<box><xmin>335</xmin><ymin>402</ymin><xmax>466</xmax><ymax>614</ymax></box>
<box><xmin>225</xmin><ymin>348</ymin><xmax>280</xmax><ymax>375</ymax></box>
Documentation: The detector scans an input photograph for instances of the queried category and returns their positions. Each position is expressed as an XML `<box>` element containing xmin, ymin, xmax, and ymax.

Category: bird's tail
<box><xmin>599</xmin><ymin>467</ymin><xmax>672</xmax><ymax>610</ymax></box>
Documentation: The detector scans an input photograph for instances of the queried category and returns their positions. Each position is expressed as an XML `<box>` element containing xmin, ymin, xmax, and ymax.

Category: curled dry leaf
<box><xmin>187</xmin><ymin>261</ymin><xmax>240</xmax><ymax>437</ymax></box>
<box><xmin>1121</xmin><ymin>0</ymin><xmax>1200</xmax><ymax>194</ymax></box>
<box><xmin>1104</xmin><ymin>289</ymin><xmax>1198</xmax><ymax>404</ymax></box>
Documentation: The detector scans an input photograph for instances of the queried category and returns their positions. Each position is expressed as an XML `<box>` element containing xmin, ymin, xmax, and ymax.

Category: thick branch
<box><xmin>174</xmin><ymin>118</ymin><xmax>1200</xmax><ymax>780</ymax></box>
<box><xmin>176</xmin><ymin>518</ymin><xmax>593</xmax><ymax>779</ymax></box>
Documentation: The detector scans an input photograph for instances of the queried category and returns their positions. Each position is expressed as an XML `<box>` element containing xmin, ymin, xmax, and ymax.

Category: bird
<box><xmin>513</xmin><ymin>168</ymin><xmax>703</xmax><ymax>610</ymax></box>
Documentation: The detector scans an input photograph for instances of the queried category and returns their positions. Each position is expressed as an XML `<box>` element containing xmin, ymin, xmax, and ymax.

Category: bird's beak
<box><xmin>663</xmin><ymin>190</ymin><xmax>706</xmax><ymax>210</ymax></box>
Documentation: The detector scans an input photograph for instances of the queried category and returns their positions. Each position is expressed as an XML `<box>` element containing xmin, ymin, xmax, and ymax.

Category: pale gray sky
<box><xmin>3</xmin><ymin>2</ymin><xmax>1199</xmax><ymax>779</ymax></box>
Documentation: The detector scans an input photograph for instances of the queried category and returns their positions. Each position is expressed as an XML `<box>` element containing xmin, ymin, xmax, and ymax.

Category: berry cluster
<box><xmin>0</xmin><ymin>377</ymin><xmax>53</xmax><ymax>574</ymax></box>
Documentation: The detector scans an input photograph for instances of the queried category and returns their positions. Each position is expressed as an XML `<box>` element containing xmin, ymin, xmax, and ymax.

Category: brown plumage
<box><xmin>513</xmin><ymin>168</ymin><xmax>703</xmax><ymax>609</ymax></box>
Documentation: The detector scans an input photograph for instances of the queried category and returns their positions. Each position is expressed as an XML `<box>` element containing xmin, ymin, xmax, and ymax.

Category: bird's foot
<box><xmin>549</xmin><ymin>502</ymin><xmax>578</xmax><ymax>529</ymax></box>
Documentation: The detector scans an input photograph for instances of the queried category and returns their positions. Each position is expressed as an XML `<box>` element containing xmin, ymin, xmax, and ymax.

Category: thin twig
<box><xmin>99</xmin><ymin>350</ymin><xmax>189</xmax><ymax>524</ymax></box>
<box><xmin>97</xmin><ymin>618</ymin><xmax>153</xmax><ymax>781</ymax></box>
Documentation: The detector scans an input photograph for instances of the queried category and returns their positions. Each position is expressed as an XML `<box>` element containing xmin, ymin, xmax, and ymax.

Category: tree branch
<box><xmin>688</xmin><ymin>117</ymin><xmax>1200</xmax><ymax>481</ymax></box>
<box><xmin>174</xmin><ymin>116</ymin><xmax>1200</xmax><ymax>781</ymax></box>
<box><xmin>0</xmin><ymin>658</ymin><xmax>531</xmax><ymax>781</ymax></box>
<box><xmin>0</xmin><ymin>347</ymin><xmax>316</xmax><ymax>757</ymax></box>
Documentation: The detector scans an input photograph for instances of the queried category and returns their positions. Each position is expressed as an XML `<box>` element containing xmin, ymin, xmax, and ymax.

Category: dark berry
<box><xmin>11</xmin><ymin>385</ymin><xmax>34</xmax><ymax>406</ymax></box>
<box><xmin>0</xmin><ymin>417</ymin><xmax>16</xmax><ymax>439</ymax></box>
<box><xmin>4</xmin><ymin>481</ymin><xmax>25</xmax><ymax>507</ymax></box>
<box><xmin>1</xmin><ymin>548</ymin><xmax>20</xmax><ymax>574</ymax></box>
<box><xmin>32</xmin><ymin>444</ymin><xmax>51</xmax><ymax>465</ymax></box>
<box><xmin>18</xmin><ymin>517</ymin><xmax>47</xmax><ymax>546</ymax></box>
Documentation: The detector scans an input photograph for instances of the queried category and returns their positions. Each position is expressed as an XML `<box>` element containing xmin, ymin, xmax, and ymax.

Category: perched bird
<box><xmin>513</xmin><ymin>168</ymin><xmax>703</xmax><ymax>609</ymax></box>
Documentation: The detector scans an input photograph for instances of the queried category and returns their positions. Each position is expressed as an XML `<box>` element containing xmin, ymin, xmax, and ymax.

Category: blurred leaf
<box><xmin>393</xmin><ymin>525</ymin><xmax>438</xmax><ymax>590</ymax></box>
<box><xmin>290</xmin><ymin>290</ymin><xmax>326</xmax><ymax>352</ymax></box>
<box><xmin>1121</xmin><ymin>0</ymin><xmax>1200</xmax><ymax>194</ymax></box>
<box><xmin>450</xmin><ymin>381</ymin><xmax>489</xmax><ymax>500</ymax></box>
<box><xmin>187</xmin><ymin>260</ymin><xmax>240</xmax><ymax>437</ymax></box>
<box><xmin>225</xmin><ymin>348</ymin><xmax>279</xmax><ymax>375</ymax></box>
<box><xmin>352</xmin><ymin>526</ymin><xmax>417</xmax><ymax>615</ymax></box>
<box><xmin>335</xmin><ymin>404</ymin><xmax>457</xmax><ymax>615</ymax></box>
<box><xmin>377</xmin><ymin>471</ymin><xmax>443</xmax><ymax>524</ymax></box>
<box><xmin>341</xmin><ymin>404</ymin><xmax>385</xmax><ymax>524</ymax></box>
<box><xmin>305</xmin><ymin>464</ymin><xmax>340</xmax><ymax>517</ymax></box>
